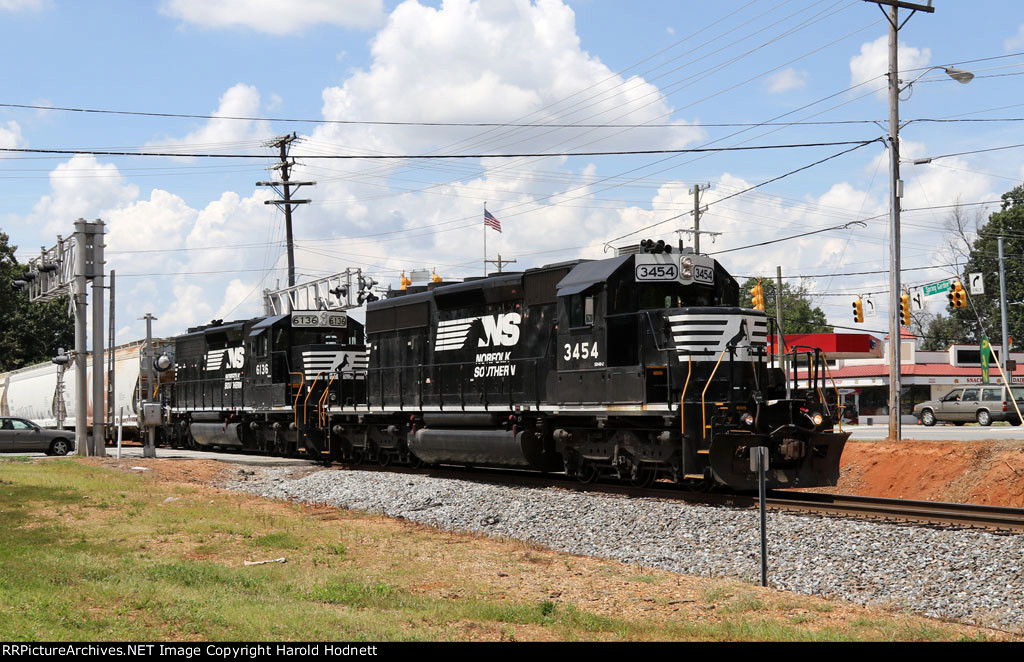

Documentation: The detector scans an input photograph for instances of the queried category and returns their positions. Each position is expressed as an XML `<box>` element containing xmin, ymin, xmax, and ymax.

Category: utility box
<box><xmin>141</xmin><ymin>403</ymin><xmax>163</xmax><ymax>426</ymax></box>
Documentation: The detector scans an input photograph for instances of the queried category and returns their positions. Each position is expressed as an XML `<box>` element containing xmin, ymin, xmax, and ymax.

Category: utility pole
<box><xmin>864</xmin><ymin>0</ymin><xmax>936</xmax><ymax>441</ymax></box>
<box><xmin>257</xmin><ymin>133</ymin><xmax>315</xmax><ymax>289</ymax></box>
<box><xmin>73</xmin><ymin>222</ymin><xmax>89</xmax><ymax>455</ymax></box>
<box><xmin>107</xmin><ymin>270</ymin><xmax>115</xmax><ymax>434</ymax></box>
<box><xmin>485</xmin><ymin>255</ymin><xmax>517</xmax><ymax>274</ymax></box>
<box><xmin>140</xmin><ymin>313</ymin><xmax>157</xmax><ymax>459</ymax></box>
<box><xmin>89</xmin><ymin>221</ymin><xmax>105</xmax><ymax>456</ymax></box>
<box><xmin>776</xmin><ymin>266</ymin><xmax>789</xmax><ymax>398</ymax></box>
<box><xmin>999</xmin><ymin>237</ymin><xmax>1010</xmax><ymax>379</ymax></box>
<box><xmin>690</xmin><ymin>184</ymin><xmax>710</xmax><ymax>254</ymax></box>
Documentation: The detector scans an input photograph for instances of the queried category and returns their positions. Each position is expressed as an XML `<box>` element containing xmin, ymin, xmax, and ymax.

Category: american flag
<box><xmin>484</xmin><ymin>209</ymin><xmax>501</xmax><ymax>233</ymax></box>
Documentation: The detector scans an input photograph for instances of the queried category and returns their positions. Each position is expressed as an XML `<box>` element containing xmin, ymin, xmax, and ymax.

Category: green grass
<box><xmin>0</xmin><ymin>459</ymin><xmax>999</xmax><ymax>642</ymax></box>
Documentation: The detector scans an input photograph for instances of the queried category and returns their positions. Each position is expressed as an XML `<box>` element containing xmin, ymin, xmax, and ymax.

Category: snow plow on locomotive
<box><xmin>294</xmin><ymin>244</ymin><xmax>848</xmax><ymax>490</ymax></box>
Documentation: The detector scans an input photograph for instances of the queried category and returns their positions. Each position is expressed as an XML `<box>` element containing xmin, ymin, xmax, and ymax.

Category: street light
<box><xmin>884</xmin><ymin>24</ymin><xmax>974</xmax><ymax>441</ymax></box>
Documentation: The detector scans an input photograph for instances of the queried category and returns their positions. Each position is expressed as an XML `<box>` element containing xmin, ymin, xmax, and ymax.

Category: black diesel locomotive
<box><xmin>161</xmin><ymin>244</ymin><xmax>848</xmax><ymax>490</ymax></box>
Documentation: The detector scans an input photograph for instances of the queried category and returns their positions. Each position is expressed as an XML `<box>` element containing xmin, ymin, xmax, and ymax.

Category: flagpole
<box><xmin>483</xmin><ymin>202</ymin><xmax>487</xmax><ymax>276</ymax></box>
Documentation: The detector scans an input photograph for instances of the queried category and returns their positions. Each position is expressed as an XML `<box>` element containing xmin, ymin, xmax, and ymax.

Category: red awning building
<box><xmin>783</xmin><ymin>328</ymin><xmax>1022</xmax><ymax>424</ymax></box>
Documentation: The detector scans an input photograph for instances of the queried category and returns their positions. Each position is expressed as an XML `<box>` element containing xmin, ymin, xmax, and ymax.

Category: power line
<box><xmin>0</xmin><ymin>139</ymin><xmax>878</xmax><ymax>160</ymax></box>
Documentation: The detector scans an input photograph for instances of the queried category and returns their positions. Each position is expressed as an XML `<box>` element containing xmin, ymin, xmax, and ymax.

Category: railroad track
<box><xmin>321</xmin><ymin>462</ymin><xmax>1024</xmax><ymax>533</ymax></box>
<box><xmin>765</xmin><ymin>491</ymin><xmax>1024</xmax><ymax>533</ymax></box>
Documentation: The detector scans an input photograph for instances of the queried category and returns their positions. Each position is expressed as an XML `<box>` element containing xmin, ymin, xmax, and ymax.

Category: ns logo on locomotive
<box><xmin>157</xmin><ymin>239</ymin><xmax>847</xmax><ymax>490</ymax></box>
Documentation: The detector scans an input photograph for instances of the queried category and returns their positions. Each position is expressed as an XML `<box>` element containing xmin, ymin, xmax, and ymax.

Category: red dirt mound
<box><xmin>829</xmin><ymin>440</ymin><xmax>1024</xmax><ymax>507</ymax></box>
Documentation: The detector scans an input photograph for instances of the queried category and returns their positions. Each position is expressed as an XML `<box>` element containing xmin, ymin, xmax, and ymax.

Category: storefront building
<box><xmin>783</xmin><ymin>329</ymin><xmax>1024</xmax><ymax>423</ymax></box>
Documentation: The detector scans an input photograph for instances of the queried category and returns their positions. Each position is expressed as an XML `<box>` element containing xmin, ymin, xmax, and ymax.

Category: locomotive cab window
<box><xmin>568</xmin><ymin>294</ymin><xmax>595</xmax><ymax>328</ymax></box>
<box><xmin>252</xmin><ymin>331</ymin><xmax>269</xmax><ymax>357</ymax></box>
<box><xmin>638</xmin><ymin>283</ymin><xmax>713</xmax><ymax>310</ymax></box>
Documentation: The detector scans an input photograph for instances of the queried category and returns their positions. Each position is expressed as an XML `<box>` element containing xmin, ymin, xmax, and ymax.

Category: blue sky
<box><xmin>1</xmin><ymin>0</ymin><xmax>1023</xmax><ymax>341</ymax></box>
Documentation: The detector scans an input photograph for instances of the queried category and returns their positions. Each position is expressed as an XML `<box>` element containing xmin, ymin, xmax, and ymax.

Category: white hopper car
<box><xmin>0</xmin><ymin>340</ymin><xmax>170</xmax><ymax>439</ymax></box>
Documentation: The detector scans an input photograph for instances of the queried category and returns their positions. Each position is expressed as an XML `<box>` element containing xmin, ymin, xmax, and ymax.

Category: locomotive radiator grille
<box><xmin>667</xmin><ymin>313</ymin><xmax>768</xmax><ymax>362</ymax></box>
<box><xmin>302</xmin><ymin>350</ymin><xmax>369</xmax><ymax>381</ymax></box>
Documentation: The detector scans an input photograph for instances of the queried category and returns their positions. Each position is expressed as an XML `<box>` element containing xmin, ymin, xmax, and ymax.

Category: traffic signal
<box><xmin>852</xmin><ymin>298</ymin><xmax>864</xmax><ymax>323</ymax></box>
<box><xmin>750</xmin><ymin>280</ymin><xmax>765</xmax><ymax>311</ymax></box>
<box><xmin>947</xmin><ymin>280</ymin><xmax>967</xmax><ymax>308</ymax></box>
<box><xmin>899</xmin><ymin>291</ymin><xmax>911</xmax><ymax>326</ymax></box>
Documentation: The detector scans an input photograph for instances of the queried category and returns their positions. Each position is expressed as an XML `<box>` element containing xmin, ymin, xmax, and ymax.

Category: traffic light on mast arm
<box><xmin>750</xmin><ymin>280</ymin><xmax>765</xmax><ymax>311</ymax></box>
<box><xmin>852</xmin><ymin>297</ymin><xmax>864</xmax><ymax>323</ymax></box>
<box><xmin>947</xmin><ymin>279</ymin><xmax>967</xmax><ymax>308</ymax></box>
<box><xmin>899</xmin><ymin>291</ymin><xmax>911</xmax><ymax>326</ymax></box>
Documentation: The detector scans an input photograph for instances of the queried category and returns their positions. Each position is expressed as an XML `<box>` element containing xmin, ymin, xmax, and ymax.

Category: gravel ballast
<box><xmin>226</xmin><ymin>467</ymin><xmax>1024</xmax><ymax>632</ymax></box>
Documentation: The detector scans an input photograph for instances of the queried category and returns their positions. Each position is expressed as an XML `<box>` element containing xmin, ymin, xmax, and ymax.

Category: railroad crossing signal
<box><xmin>899</xmin><ymin>291</ymin><xmax>911</xmax><ymax>326</ymax></box>
<box><xmin>750</xmin><ymin>280</ymin><xmax>765</xmax><ymax>311</ymax></box>
<box><xmin>852</xmin><ymin>297</ymin><xmax>864</xmax><ymax>323</ymax></box>
<box><xmin>948</xmin><ymin>280</ymin><xmax>967</xmax><ymax>308</ymax></box>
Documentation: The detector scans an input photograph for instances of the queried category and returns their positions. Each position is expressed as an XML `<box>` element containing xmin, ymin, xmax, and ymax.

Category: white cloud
<box><xmin>1005</xmin><ymin>24</ymin><xmax>1024</xmax><ymax>52</ymax></box>
<box><xmin>291</xmin><ymin>0</ymin><xmax>704</xmax><ymax>265</ymax></box>
<box><xmin>159</xmin><ymin>0</ymin><xmax>384</xmax><ymax>35</ymax></box>
<box><xmin>147</xmin><ymin>83</ymin><xmax>273</xmax><ymax>153</ymax></box>
<box><xmin>31</xmin><ymin>155</ymin><xmax>140</xmax><ymax>235</ymax></box>
<box><xmin>849</xmin><ymin>35</ymin><xmax>931</xmax><ymax>99</ymax></box>
<box><xmin>0</xmin><ymin>120</ymin><xmax>24</xmax><ymax>148</ymax></box>
<box><xmin>765</xmin><ymin>68</ymin><xmax>807</xmax><ymax>94</ymax></box>
<box><xmin>0</xmin><ymin>0</ymin><xmax>49</xmax><ymax>11</ymax></box>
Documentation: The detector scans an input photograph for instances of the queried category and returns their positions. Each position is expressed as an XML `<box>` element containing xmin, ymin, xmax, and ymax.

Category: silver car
<box><xmin>0</xmin><ymin>417</ymin><xmax>75</xmax><ymax>455</ymax></box>
<box><xmin>913</xmin><ymin>386</ymin><xmax>1024</xmax><ymax>427</ymax></box>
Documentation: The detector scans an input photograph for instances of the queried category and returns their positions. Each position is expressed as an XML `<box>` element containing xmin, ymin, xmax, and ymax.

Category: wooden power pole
<box><xmin>257</xmin><ymin>134</ymin><xmax>315</xmax><ymax>288</ymax></box>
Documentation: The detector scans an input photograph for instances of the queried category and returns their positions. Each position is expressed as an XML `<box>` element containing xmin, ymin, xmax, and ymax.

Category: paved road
<box><xmin>6</xmin><ymin>427</ymin><xmax>1022</xmax><ymax>465</ymax></box>
<box><xmin>846</xmin><ymin>423</ymin><xmax>1024</xmax><ymax>441</ymax></box>
<box><xmin>6</xmin><ymin>446</ymin><xmax>317</xmax><ymax>466</ymax></box>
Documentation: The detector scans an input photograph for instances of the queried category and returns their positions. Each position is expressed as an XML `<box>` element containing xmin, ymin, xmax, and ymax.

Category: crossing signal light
<box><xmin>947</xmin><ymin>280</ymin><xmax>967</xmax><ymax>308</ymax></box>
<box><xmin>853</xmin><ymin>298</ymin><xmax>864</xmax><ymax>323</ymax></box>
<box><xmin>750</xmin><ymin>280</ymin><xmax>765</xmax><ymax>311</ymax></box>
<box><xmin>899</xmin><ymin>292</ymin><xmax>911</xmax><ymax>326</ymax></box>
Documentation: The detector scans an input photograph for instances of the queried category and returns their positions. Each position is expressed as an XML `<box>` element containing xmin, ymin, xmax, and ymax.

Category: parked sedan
<box><xmin>913</xmin><ymin>386</ymin><xmax>1024</xmax><ymax>426</ymax></box>
<box><xmin>0</xmin><ymin>417</ymin><xmax>74</xmax><ymax>455</ymax></box>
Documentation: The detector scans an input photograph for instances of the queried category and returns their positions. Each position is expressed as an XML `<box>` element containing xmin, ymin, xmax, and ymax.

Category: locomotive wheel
<box><xmin>408</xmin><ymin>454</ymin><xmax>424</xmax><ymax>469</ymax></box>
<box><xmin>577</xmin><ymin>463</ymin><xmax>599</xmax><ymax>484</ymax></box>
<box><xmin>683</xmin><ymin>477</ymin><xmax>713</xmax><ymax>492</ymax></box>
<box><xmin>378</xmin><ymin>451</ymin><xmax>392</xmax><ymax>466</ymax></box>
<box><xmin>629</xmin><ymin>467</ymin><xmax>656</xmax><ymax>488</ymax></box>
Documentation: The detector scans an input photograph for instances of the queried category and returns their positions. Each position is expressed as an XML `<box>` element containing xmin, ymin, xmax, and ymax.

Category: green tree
<box><xmin>739</xmin><ymin>277</ymin><xmax>832</xmax><ymax>334</ymax></box>
<box><xmin>914</xmin><ymin>311</ymin><xmax>973</xmax><ymax>351</ymax></box>
<box><xmin>937</xmin><ymin>185</ymin><xmax>1024</xmax><ymax>347</ymax></box>
<box><xmin>0</xmin><ymin>230</ymin><xmax>75</xmax><ymax>371</ymax></box>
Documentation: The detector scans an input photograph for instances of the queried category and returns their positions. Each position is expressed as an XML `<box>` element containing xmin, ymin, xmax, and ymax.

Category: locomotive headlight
<box><xmin>810</xmin><ymin>412</ymin><xmax>824</xmax><ymax>426</ymax></box>
<box><xmin>682</xmin><ymin>267</ymin><xmax>693</xmax><ymax>278</ymax></box>
<box><xmin>741</xmin><ymin>413</ymin><xmax>754</xmax><ymax>426</ymax></box>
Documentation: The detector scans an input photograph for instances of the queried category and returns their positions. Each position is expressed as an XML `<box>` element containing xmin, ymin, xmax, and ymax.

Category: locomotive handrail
<box><xmin>701</xmin><ymin>348</ymin><xmax>728</xmax><ymax>442</ymax></box>
<box><xmin>680</xmin><ymin>354</ymin><xmax>692</xmax><ymax>435</ymax></box>
<box><xmin>359</xmin><ymin>356</ymin><xmax>544</xmax><ymax>411</ymax></box>
<box><xmin>643</xmin><ymin>311</ymin><xmax>671</xmax><ymax>352</ymax></box>
<box><xmin>291</xmin><ymin>372</ymin><xmax>304</xmax><ymax>430</ymax></box>
<box><xmin>303</xmin><ymin>372</ymin><xmax>323</xmax><ymax>425</ymax></box>
<box><xmin>319</xmin><ymin>374</ymin><xmax>336</xmax><ymax>428</ymax></box>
